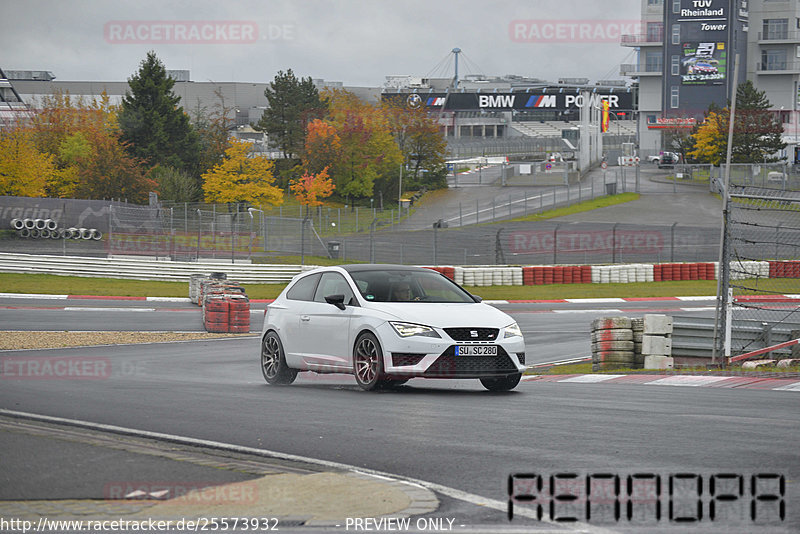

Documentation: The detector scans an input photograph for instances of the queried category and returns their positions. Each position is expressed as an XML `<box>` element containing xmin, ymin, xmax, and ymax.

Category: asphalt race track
<box><xmin>1</xmin><ymin>297</ymin><xmax>798</xmax><ymax>533</ymax></box>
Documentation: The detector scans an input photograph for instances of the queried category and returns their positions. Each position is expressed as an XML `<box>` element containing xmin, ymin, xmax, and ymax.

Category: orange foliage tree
<box><xmin>289</xmin><ymin>167</ymin><xmax>335</xmax><ymax>217</ymax></box>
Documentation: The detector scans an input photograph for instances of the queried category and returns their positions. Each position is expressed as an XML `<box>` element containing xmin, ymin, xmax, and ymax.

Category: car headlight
<box><xmin>390</xmin><ymin>321</ymin><xmax>441</xmax><ymax>338</ymax></box>
<box><xmin>503</xmin><ymin>322</ymin><xmax>523</xmax><ymax>339</ymax></box>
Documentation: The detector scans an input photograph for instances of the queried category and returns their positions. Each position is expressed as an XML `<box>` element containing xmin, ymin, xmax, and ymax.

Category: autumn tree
<box><xmin>255</xmin><ymin>69</ymin><xmax>327</xmax><ymax>160</ymax></box>
<box><xmin>0</xmin><ymin>128</ymin><xmax>55</xmax><ymax>197</ymax></box>
<box><xmin>118</xmin><ymin>51</ymin><xmax>201</xmax><ymax>176</ymax></box>
<box><xmin>290</xmin><ymin>166</ymin><xmax>335</xmax><ymax>217</ymax></box>
<box><xmin>28</xmin><ymin>90</ymin><xmax>152</xmax><ymax>201</ymax></box>
<box><xmin>322</xmin><ymin>89</ymin><xmax>401</xmax><ymax>201</ymax></box>
<box><xmin>202</xmin><ymin>138</ymin><xmax>283</xmax><ymax>206</ymax></box>
<box><xmin>302</xmin><ymin>119</ymin><xmax>341</xmax><ymax>175</ymax></box>
<box><xmin>690</xmin><ymin>81</ymin><xmax>786</xmax><ymax>164</ymax></box>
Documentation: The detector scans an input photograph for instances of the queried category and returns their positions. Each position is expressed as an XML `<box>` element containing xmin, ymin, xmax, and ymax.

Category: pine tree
<box><xmin>255</xmin><ymin>69</ymin><xmax>326</xmax><ymax>160</ymax></box>
<box><xmin>118</xmin><ymin>51</ymin><xmax>201</xmax><ymax>177</ymax></box>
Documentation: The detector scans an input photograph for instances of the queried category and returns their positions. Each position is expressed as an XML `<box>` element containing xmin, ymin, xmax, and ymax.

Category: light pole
<box><xmin>195</xmin><ymin>209</ymin><xmax>202</xmax><ymax>262</ymax></box>
<box><xmin>247</xmin><ymin>207</ymin><xmax>263</xmax><ymax>261</ymax></box>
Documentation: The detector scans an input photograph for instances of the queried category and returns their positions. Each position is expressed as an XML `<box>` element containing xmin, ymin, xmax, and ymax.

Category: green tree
<box><xmin>150</xmin><ymin>165</ymin><xmax>200</xmax><ymax>203</ymax></box>
<box><xmin>190</xmin><ymin>88</ymin><xmax>235</xmax><ymax>178</ymax></box>
<box><xmin>118</xmin><ymin>51</ymin><xmax>201</xmax><ymax>176</ymax></box>
<box><xmin>255</xmin><ymin>69</ymin><xmax>327</xmax><ymax>160</ymax></box>
<box><xmin>689</xmin><ymin>81</ymin><xmax>786</xmax><ymax>164</ymax></box>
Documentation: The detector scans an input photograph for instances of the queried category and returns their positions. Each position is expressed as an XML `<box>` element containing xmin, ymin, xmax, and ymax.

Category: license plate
<box><xmin>455</xmin><ymin>345</ymin><xmax>497</xmax><ymax>356</ymax></box>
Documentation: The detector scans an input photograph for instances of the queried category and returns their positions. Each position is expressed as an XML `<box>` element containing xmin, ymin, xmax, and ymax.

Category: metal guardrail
<box><xmin>672</xmin><ymin>315</ymin><xmax>800</xmax><ymax>360</ymax></box>
<box><xmin>0</xmin><ymin>253</ymin><xmax>311</xmax><ymax>284</ymax></box>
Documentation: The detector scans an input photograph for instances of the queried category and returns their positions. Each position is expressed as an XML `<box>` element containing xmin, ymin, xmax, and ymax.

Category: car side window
<box><xmin>286</xmin><ymin>273</ymin><xmax>321</xmax><ymax>301</ymax></box>
<box><xmin>313</xmin><ymin>272</ymin><xmax>357</xmax><ymax>306</ymax></box>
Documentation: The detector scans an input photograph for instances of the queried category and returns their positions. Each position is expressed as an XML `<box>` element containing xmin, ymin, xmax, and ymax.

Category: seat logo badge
<box><xmin>470</xmin><ymin>330</ymin><xmax>478</xmax><ymax>338</ymax></box>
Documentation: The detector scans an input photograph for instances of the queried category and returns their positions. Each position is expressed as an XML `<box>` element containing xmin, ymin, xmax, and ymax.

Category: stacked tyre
<box><xmin>590</xmin><ymin>317</ymin><xmax>635</xmax><ymax>371</ymax></box>
<box><xmin>203</xmin><ymin>294</ymin><xmax>230</xmax><ymax>333</ymax></box>
<box><xmin>227</xmin><ymin>295</ymin><xmax>251</xmax><ymax>333</ymax></box>
<box><xmin>195</xmin><ymin>273</ymin><xmax>250</xmax><ymax>333</ymax></box>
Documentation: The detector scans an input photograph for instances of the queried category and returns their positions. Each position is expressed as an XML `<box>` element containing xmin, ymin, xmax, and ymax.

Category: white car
<box><xmin>260</xmin><ymin>264</ymin><xmax>526</xmax><ymax>391</ymax></box>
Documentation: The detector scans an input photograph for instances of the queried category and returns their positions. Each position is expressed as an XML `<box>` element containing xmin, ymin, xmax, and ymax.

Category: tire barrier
<box><xmin>769</xmin><ymin>261</ymin><xmax>800</xmax><ymax>278</ymax></box>
<box><xmin>591</xmin><ymin>316</ymin><xmax>636</xmax><ymax>371</ymax></box>
<box><xmin>591</xmin><ymin>315</ymin><xmax>674</xmax><ymax>371</ymax></box>
<box><xmin>8</xmin><ymin>220</ymin><xmax>103</xmax><ymax>241</ymax></box>
<box><xmin>194</xmin><ymin>273</ymin><xmax>251</xmax><ymax>333</ymax></box>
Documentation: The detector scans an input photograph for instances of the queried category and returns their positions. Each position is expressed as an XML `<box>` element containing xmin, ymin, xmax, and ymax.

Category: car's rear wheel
<box><xmin>480</xmin><ymin>373</ymin><xmax>522</xmax><ymax>392</ymax></box>
<box><xmin>261</xmin><ymin>331</ymin><xmax>298</xmax><ymax>385</ymax></box>
<box><xmin>353</xmin><ymin>332</ymin><xmax>386</xmax><ymax>391</ymax></box>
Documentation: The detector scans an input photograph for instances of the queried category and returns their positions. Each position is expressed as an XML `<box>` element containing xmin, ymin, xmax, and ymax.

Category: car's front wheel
<box><xmin>480</xmin><ymin>373</ymin><xmax>522</xmax><ymax>392</ymax></box>
<box><xmin>353</xmin><ymin>332</ymin><xmax>386</xmax><ymax>391</ymax></box>
<box><xmin>261</xmin><ymin>331</ymin><xmax>298</xmax><ymax>385</ymax></box>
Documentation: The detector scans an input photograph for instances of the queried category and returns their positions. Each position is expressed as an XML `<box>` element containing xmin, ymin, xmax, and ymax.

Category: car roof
<box><xmin>339</xmin><ymin>264</ymin><xmax>432</xmax><ymax>273</ymax></box>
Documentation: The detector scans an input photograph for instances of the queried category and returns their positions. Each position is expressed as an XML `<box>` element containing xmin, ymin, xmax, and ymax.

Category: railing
<box><xmin>620</xmin><ymin>33</ymin><xmax>663</xmax><ymax>45</ymax></box>
<box><xmin>756</xmin><ymin>60</ymin><xmax>800</xmax><ymax>73</ymax></box>
<box><xmin>671</xmin><ymin>316</ymin><xmax>800</xmax><ymax>361</ymax></box>
<box><xmin>757</xmin><ymin>30</ymin><xmax>800</xmax><ymax>42</ymax></box>
<box><xmin>0</xmin><ymin>252</ymin><xmax>311</xmax><ymax>283</ymax></box>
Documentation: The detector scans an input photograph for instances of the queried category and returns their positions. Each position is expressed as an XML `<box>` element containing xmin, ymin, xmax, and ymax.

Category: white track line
<box><xmin>0</xmin><ymin>409</ymin><xmax>619</xmax><ymax>534</ymax></box>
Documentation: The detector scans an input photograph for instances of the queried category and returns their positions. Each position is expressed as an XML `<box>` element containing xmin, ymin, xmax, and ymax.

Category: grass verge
<box><xmin>0</xmin><ymin>273</ymin><xmax>723</xmax><ymax>300</ymax></box>
<box><xmin>507</xmin><ymin>192</ymin><xmax>639</xmax><ymax>222</ymax></box>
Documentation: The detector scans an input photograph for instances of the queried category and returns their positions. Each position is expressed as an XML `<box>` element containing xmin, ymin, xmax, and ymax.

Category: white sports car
<box><xmin>260</xmin><ymin>264</ymin><xmax>527</xmax><ymax>391</ymax></box>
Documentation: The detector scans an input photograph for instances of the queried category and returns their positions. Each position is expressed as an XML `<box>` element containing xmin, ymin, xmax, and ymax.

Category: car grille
<box><xmin>444</xmin><ymin>327</ymin><xmax>498</xmax><ymax>342</ymax></box>
<box><xmin>517</xmin><ymin>352</ymin><xmax>526</xmax><ymax>365</ymax></box>
<box><xmin>423</xmin><ymin>346</ymin><xmax>517</xmax><ymax>377</ymax></box>
<box><xmin>391</xmin><ymin>353</ymin><xmax>426</xmax><ymax>367</ymax></box>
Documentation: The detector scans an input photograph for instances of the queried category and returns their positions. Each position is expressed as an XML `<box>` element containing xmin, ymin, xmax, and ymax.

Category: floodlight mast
<box><xmin>452</xmin><ymin>48</ymin><xmax>461</xmax><ymax>89</ymax></box>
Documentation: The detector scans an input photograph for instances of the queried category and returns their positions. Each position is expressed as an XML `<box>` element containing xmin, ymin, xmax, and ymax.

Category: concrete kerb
<box><xmin>0</xmin><ymin>410</ymin><xmax>439</xmax><ymax>526</ymax></box>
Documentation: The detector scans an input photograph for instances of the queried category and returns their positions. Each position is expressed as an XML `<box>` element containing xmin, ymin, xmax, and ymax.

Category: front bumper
<box><xmin>377</xmin><ymin>323</ymin><xmax>526</xmax><ymax>379</ymax></box>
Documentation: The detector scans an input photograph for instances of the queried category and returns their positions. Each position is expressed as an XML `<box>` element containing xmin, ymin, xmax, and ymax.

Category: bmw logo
<box><xmin>406</xmin><ymin>94</ymin><xmax>422</xmax><ymax>109</ymax></box>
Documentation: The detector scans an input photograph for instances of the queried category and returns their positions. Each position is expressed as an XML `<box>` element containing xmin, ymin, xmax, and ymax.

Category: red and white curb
<box><xmin>524</xmin><ymin>373</ymin><xmax>800</xmax><ymax>391</ymax></box>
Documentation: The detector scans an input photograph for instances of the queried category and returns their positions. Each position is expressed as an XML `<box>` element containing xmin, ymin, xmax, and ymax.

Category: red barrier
<box><xmin>543</xmin><ymin>267</ymin><xmax>553</xmax><ymax>285</ymax></box>
<box><xmin>563</xmin><ymin>266</ymin><xmax>573</xmax><ymax>284</ymax></box>
<box><xmin>689</xmin><ymin>263</ymin><xmax>699</xmax><ymax>280</ymax></box>
<box><xmin>581</xmin><ymin>265</ymin><xmax>592</xmax><ymax>283</ymax></box>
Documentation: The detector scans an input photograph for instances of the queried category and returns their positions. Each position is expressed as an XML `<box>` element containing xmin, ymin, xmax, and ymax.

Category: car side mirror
<box><xmin>471</xmin><ymin>294</ymin><xmax>482</xmax><ymax>303</ymax></box>
<box><xmin>325</xmin><ymin>294</ymin><xmax>347</xmax><ymax>310</ymax></box>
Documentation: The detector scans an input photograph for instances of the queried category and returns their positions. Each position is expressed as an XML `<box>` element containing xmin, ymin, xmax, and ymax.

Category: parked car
<box><xmin>657</xmin><ymin>152</ymin><xmax>681</xmax><ymax>168</ymax></box>
<box><xmin>260</xmin><ymin>264</ymin><xmax>526</xmax><ymax>391</ymax></box>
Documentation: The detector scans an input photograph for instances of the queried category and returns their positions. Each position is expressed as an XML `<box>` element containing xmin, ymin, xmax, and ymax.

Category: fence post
<box><xmin>671</xmin><ymin>222</ymin><xmax>678</xmax><ymax>262</ymax></box>
<box><xmin>459</xmin><ymin>202</ymin><xmax>463</xmax><ymax>227</ymax></box>
<box><xmin>612</xmin><ymin>222</ymin><xmax>619</xmax><ymax>263</ymax></box>
<box><xmin>476</xmin><ymin>199</ymin><xmax>479</xmax><ymax>224</ymax></box>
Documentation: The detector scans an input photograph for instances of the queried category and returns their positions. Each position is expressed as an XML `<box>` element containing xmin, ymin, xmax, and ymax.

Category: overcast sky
<box><xmin>3</xmin><ymin>0</ymin><xmax>641</xmax><ymax>86</ymax></box>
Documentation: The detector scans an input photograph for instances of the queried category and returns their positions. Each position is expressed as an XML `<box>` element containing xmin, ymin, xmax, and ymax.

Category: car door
<box><xmin>296</xmin><ymin>271</ymin><xmax>357</xmax><ymax>371</ymax></box>
<box><xmin>278</xmin><ymin>272</ymin><xmax>321</xmax><ymax>367</ymax></box>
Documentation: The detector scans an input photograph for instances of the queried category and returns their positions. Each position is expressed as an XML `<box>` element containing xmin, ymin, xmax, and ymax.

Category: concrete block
<box><xmin>776</xmin><ymin>359</ymin><xmax>800</xmax><ymax>368</ymax></box>
<box><xmin>644</xmin><ymin>355</ymin><xmax>674</xmax><ymax>370</ymax></box>
<box><xmin>642</xmin><ymin>335</ymin><xmax>672</xmax><ymax>355</ymax></box>
<box><xmin>643</xmin><ymin>314</ymin><xmax>673</xmax><ymax>335</ymax></box>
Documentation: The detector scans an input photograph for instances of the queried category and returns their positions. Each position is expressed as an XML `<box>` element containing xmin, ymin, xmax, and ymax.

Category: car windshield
<box><xmin>349</xmin><ymin>269</ymin><xmax>475</xmax><ymax>303</ymax></box>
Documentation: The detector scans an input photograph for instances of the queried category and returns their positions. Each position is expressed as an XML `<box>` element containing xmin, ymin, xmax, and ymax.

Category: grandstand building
<box><xmin>621</xmin><ymin>0</ymin><xmax>800</xmax><ymax>163</ymax></box>
<box><xmin>381</xmin><ymin>74</ymin><xmax>637</xmax><ymax>159</ymax></box>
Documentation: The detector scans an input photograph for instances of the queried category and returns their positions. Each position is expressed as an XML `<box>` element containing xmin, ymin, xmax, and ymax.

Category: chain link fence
<box><xmin>717</xmin><ymin>185</ymin><xmax>800</xmax><ymax>359</ymax></box>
